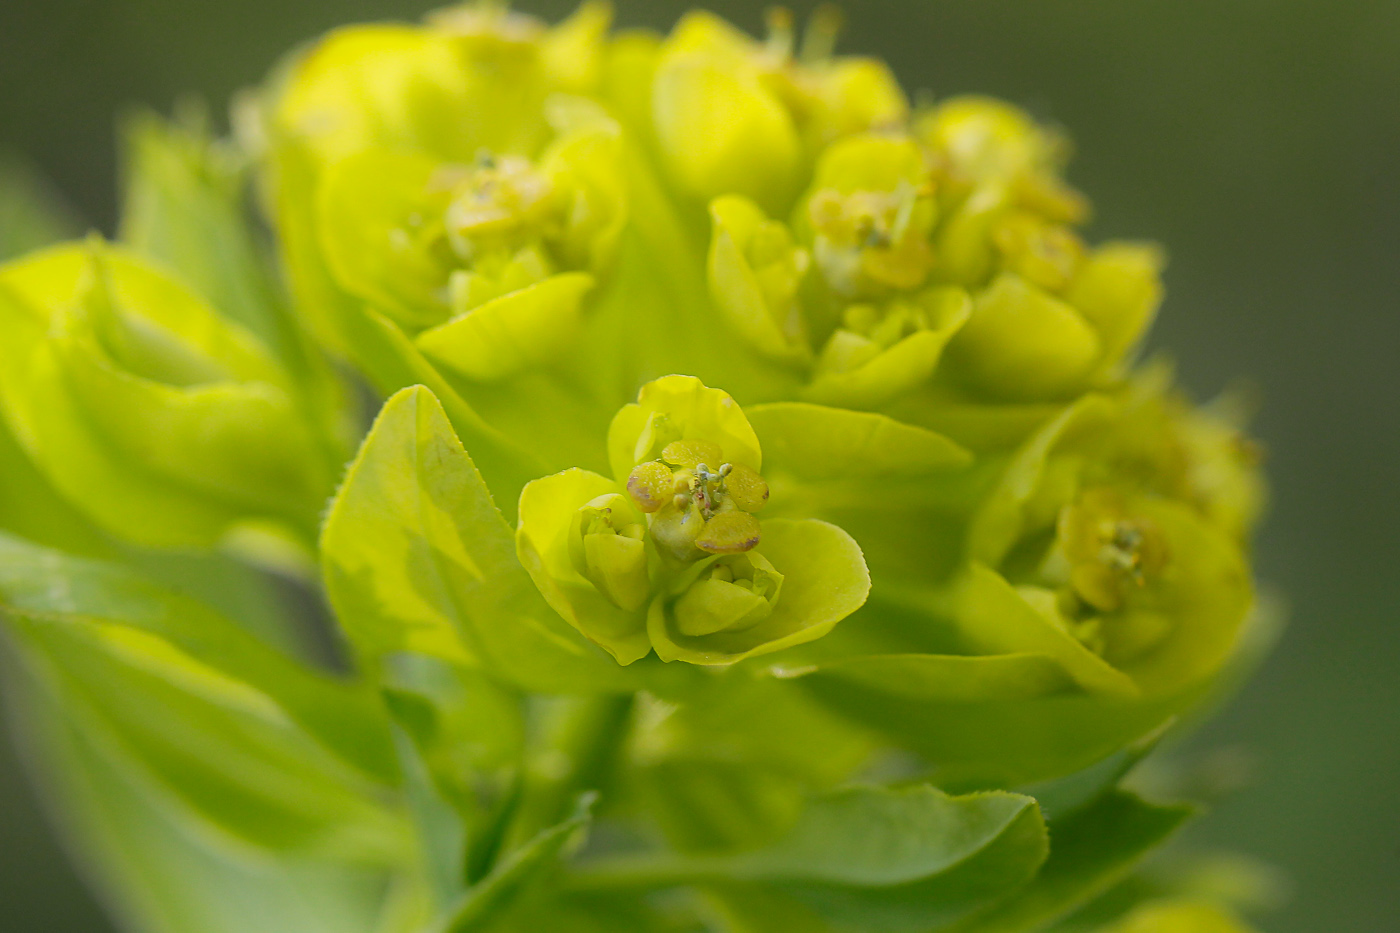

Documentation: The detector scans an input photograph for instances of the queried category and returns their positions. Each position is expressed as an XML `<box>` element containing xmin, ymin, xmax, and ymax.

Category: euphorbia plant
<box><xmin>0</xmin><ymin>4</ymin><xmax>1273</xmax><ymax>932</ymax></box>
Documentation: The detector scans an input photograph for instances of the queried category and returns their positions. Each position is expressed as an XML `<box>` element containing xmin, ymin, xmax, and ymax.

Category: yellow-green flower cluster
<box><xmin>0</xmin><ymin>0</ymin><xmax>1268</xmax><ymax>816</ymax></box>
<box><xmin>707</xmin><ymin>99</ymin><xmax>1164</xmax><ymax>410</ymax></box>
<box><xmin>0</xmin><ymin>5</ymin><xmax>1278</xmax><ymax>932</ymax></box>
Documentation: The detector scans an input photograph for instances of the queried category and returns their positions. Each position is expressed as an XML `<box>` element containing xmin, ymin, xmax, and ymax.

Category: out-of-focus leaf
<box><xmin>1018</xmin><ymin>722</ymin><xmax>1170</xmax><ymax>821</ymax></box>
<box><xmin>417</xmin><ymin>272</ymin><xmax>595</xmax><ymax>383</ymax></box>
<box><xmin>631</xmin><ymin>673</ymin><xmax>874</xmax><ymax>854</ymax></box>
<box><xmin>381</xmin><ymin>654</ymin><xmax>525</xmax><ymax>893</ymax></box>
<box><xmin>956</xmin><ymin>563</ymin><xmax>1139</xmax><ymax>698</ymax></box>
<box><xmin>2</xmin><ymin>661</ymin><xmax>417</xmax><ymax>933</ymax></box>
<box><xmin>574</xmin><ymin>784</ymin><xmax>1047</xmax><ymax>931</ymax></box>
<box><xmin>783</xmin><ymin>652</ymin><xmax>1075</xmax><ymax>704</ymax></box>
<box><xmin>119</xmin><ymin>109</ymin><xmax>353</xmax><ymax>473</ymax></box>
<box><xmin>0</xmin><ymin>409</ymin><xmax>114</xmax><ymax>558</ymax></box>
<box><xmin>967</xmin><ymin>393</ymin><xmax>1113</xmax><ymax>567</ymax></box>
<box><xmin>321</xmin><ymin>385</ymin><xmax>636</xmax><ymax>693</ymax></box>
<box><xmin>1094</xmin><ymin>899</ymin><xmax>1258</xmax><ymax>932</ymax></box>
<box><xmin>0</xmin><ymin>530</ymin><xmax>397</xmax><ymax>783</ymax></box>
<box><xmin>792</xmin><ymin>635</ymin><xmax>1196</xmax><ymax>787</ymax></box>
<box><xmin>0</xmin><ymin>243</ymin><xmax>329</xmax><ymax>547</ymax></box>
<box><xmin>747</xmin><ymin>402</ymin><xmax>972</xmax><ymax>519</ymax></box>
<box><xmin>433</xmin><ymin>793</ymin><xmax>595</xmax><ymax>933</ymax></box>
<box><xmin>1</xmin><ymin>605</ymin><xmax>409</xmax><ymax>862</ymax></box>
<box><xmin>941</xmin><ymin>791</ymin><xmax>1193</xmax><ymax>933</ymax></box>
<box><xmin>750</xmin><ymin>402</ymin><xmax>971</xmax><ymax>477</ymax></box>
<box><xmin>120</xmin><ymin>108</ymin><xmax>286</xmax><ymax>354</ymax></box>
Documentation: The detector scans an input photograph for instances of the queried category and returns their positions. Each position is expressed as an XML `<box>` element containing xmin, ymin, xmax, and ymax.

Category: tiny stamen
<box><xmin>764</xmin><ymin>7</ymin><xmax>795</xmax><ymax>60</ymax></box>
<box><xmin>800</xmin><ymin>3</ymin><xmax>844</xmax><ymax>64</ymax></box>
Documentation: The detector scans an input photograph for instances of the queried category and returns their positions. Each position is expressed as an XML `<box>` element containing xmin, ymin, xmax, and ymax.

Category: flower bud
<box><xmin>648</xmin><ymin>10</ymin><xmax>907</xmax><ymax>212</ymax></box>
<box><xmin>568</xmin><ymin>492</ymin><xmax>650</xmax><ymax>612</ymax></box>
<box><xmin>671</xmin><ymin>552</ymin><xmax>783</xmax><ymax>637</ymax></box>
<box><xmin>805</xmin><ymin>286</ymin><xmax>970</xmax><ymax>409</ymax></box>
<box><xmin>792</xmin><ymin>366</ymin><xmax>1262</xmax><ymax>784</ymax></box>
<box><xmin>708</xmin><ymin>193</ymin><xmax>814</xmax><ymax>365</ymax></box>
<box><xmin>941</xmin><ymin>272</ymin><xmax>1102</xmax><ymax>401</ymax></box>
<box><xmin>647</xmin><ymin>514</ymin><xmax>868</xmax><ymax>665</ymax></box>
<box><xmin>916</xmin><ymin>96</ymin><xmax>1069</xmax><ymax>193</ymax></box>
<box><xmin>609</xmin><ymin>375</ymin><xmax>762</xmax><ymax>481</ymax></box>
<box><xmin>804</xmin><ymin>134</ymin><xmax>937</xmax><ymax>299</ymax></box>
<box><xmin>650</xmin><ymin>13</ymin><xmax>803</xmax><ymax>211</ymax></box>
<box><xmin>1067</xmin><ymin>241</ymin><xmax>1166</xmax><ymax>380</ymax></box>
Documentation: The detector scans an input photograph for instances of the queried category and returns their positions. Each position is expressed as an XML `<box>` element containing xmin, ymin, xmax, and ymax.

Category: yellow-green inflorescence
<box><xmin>518</xmin><ymin>375</ymin><xmax>869</xmax><ymax>666</ymax></box>
<box><xmin>0</xmin><ymin>5</ymin><xmax>1281</xmax><ymax>929</ymax></box>
<box><xmin>245</xmin><ymin>2</ymin><xmax>1264</xmax><ymax>748</ymax></box>
<box><xmin>708</xmin><ymin>96</ymin><xmax>1163</xmax><ymax>410</ymax></box>
<box><xmin>0</xmin><ymin>0</ymin><xmax>1269</xmax><ymax>790</ymax></box>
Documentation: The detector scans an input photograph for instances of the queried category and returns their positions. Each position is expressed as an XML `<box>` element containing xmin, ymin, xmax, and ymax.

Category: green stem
<box><xmin>499</xmin><ymin>693</ymin><xmax>634</xmax><ymax>856</ymax></box>
<box><xmin>563</xmin><ymin>854</ymin><xmax>724</xmax><ymax>892</ymax></box>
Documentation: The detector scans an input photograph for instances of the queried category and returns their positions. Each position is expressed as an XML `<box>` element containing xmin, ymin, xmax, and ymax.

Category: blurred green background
<box><xmin>0</xmin><ymin>1</ymin><xmax>1395</xmax><ymax>930</ymax></box>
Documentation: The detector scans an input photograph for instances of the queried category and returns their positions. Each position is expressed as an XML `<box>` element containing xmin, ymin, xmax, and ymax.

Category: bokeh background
<box><xmin>0</xmin><ymin>1</ymin><xmax>1395</xmax><ymax>930</ymax></box>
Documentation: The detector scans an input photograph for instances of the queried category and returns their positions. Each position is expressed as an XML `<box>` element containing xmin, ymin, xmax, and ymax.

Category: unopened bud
<box><xmin>569</xmin><ymin>493</ymin><xmax>651</xmax><ymax>611</ymax></box>
<box><xmin>672</xmin><ymin>552</ymin><xmax>783</xmax><ymax>636</ymax></box>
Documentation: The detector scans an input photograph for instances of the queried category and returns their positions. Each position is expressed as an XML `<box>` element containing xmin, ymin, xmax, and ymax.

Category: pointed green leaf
<box><xmin>783</xmin><ymin>652</ymin><xmax>1075</xmax><ymax>704</ymax></box>
<box><xmin>957</xmin><ymin>563</ymin><xmax>1140</xmax><ymax>698</ymax></box>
